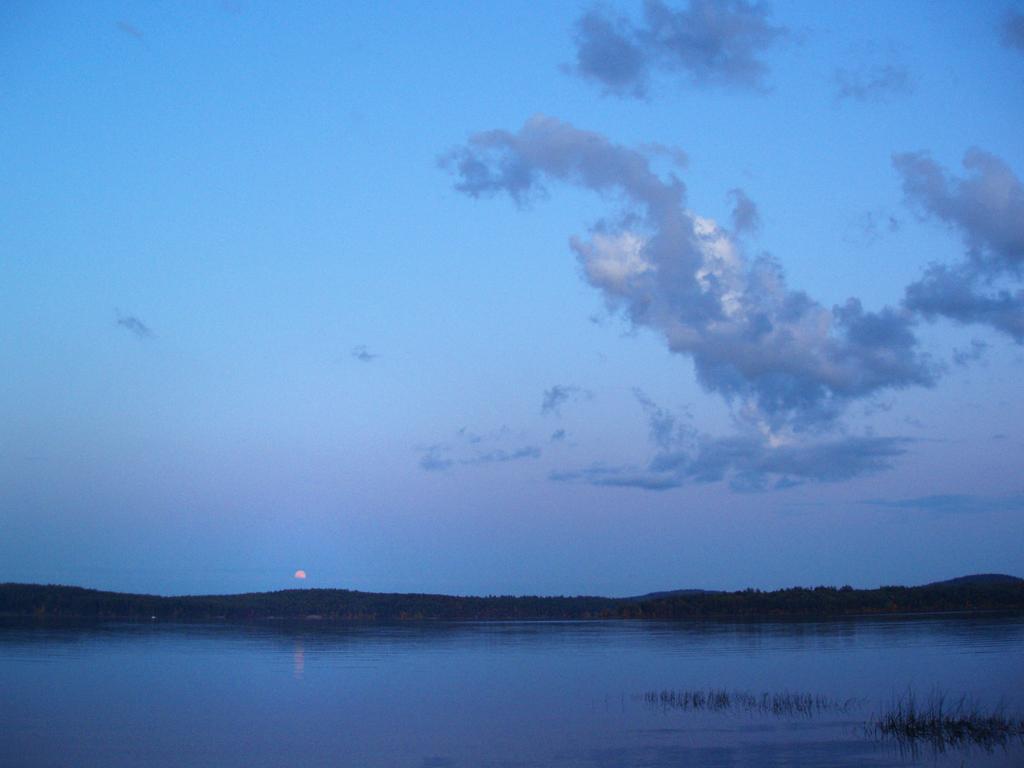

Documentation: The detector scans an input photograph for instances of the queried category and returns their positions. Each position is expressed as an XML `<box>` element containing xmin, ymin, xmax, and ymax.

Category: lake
<box><xmin>2</xmin><ymin>614</ymin><xmax>1022</xmax><ymax>767</ymax></box>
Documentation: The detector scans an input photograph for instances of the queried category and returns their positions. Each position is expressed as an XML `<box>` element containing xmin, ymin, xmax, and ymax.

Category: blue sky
<box><xmin>2</xmin><ymin>0</ymin><xmax>1023</xmax><ymax>595</ymax></box>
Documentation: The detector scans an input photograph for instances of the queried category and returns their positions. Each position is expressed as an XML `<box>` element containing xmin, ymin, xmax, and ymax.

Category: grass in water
<box><xmin>643</xmin><ymin>687</ymin><xmax>1024</xmax><ymax>753</ymax></box>
<box><xmin>870</xmin><ymin>690</ymin><xmax>1024</xmax><ymax>752</ymax></box>
<box><xmin>642</xmin><ymin>688</ymin><xmax>859</xmax><ymax>716</ymax></box>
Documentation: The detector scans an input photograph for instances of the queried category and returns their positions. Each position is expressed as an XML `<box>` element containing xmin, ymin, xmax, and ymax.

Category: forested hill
<box><xmin>1</xmin><ymin>575</ymin><xmax>1021</xmax><ymax>621</ymax></box>
<box><xmin>927</xmin><ymin>573</ymin><xmax>1023</xmax><ymax>587</ymax></box>
<box><xmin>0</xmin><ymin>585</ymin><xmax>619</xmax><ymax>621</ymax></box>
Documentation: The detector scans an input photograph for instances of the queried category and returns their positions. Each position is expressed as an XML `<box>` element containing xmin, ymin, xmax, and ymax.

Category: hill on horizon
<box><xmin>629</xmin><ymin>573</ymin><xmax>1023</xmax><ymax>601</ymax></box>
<box><xmin>924</xmin><ymin>573</ymin><xmax>1023</xmax><ymax>588</ymax></box>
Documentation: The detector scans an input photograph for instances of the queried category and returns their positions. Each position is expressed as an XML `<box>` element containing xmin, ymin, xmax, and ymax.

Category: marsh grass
<box><xmin>642</xmin><ymin>686</ymin><xmax>1024</xmax><ymax>754</ymax></box>
<box><xmin>870</xmin><ymin>690</ymin><xmax>1024</xmax><ymax>753</ymax></box>
<box><xmin>642</xmin><ymin>688</ymin><xmax>860</xmax><ymax>717</ymax></box>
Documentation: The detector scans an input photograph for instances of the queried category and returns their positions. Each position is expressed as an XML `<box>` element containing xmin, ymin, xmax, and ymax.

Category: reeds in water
<box><xmin>642</xmin><ymin>686</ymin><xmax>1024</xmax><ymax>753</ymax></box>
<box><xmin>642</xmin><ymin>688</ymin><xmax>859</xmax><ymax>717</ymax></box>
<box><xmin>870</xmin><ymin>690</ymin><xmax>1024</xmax><ymax>752</ymax></box>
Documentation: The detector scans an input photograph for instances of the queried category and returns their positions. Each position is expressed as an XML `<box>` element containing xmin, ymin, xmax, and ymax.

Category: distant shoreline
<box><xmin>2</xmin><ymin>574</ymin><xmax>1022</xmax><ymax>622</ymax></box>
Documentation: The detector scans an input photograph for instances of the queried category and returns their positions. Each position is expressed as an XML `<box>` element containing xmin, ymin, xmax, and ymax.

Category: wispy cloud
<box><xmin>553</xmin><ymin>391</ymin><xmax>909</xmax><ymax>491</ymax></box>
<box><xmin>553</xmin><ymin>434</ymin><xmax>909</xmax><ymax>492</ymax></box>
<box><xmin>465</xmin><ymin>446</ymin><xmax>541</xmax><ymax>465</ymax></box>
<box><xmin>633</xmin><ymin>389</ymin><xmax>692</xmax><ymax>451</ymax></box>
<box><xmin>569</xmin><ymin>0</ymin><xmax>786</xmax><ymax>98</ymax></box>
<box><xmin>419</xmin><ymin>445</ymin><xmax>454</xmax><ymax>472</ymax></box>
<box><xmin>552</xmin><ymin>464</ymin><xmax>684</xmax><ymax>491</ymax></box>
<box><xmin>861</xmin><ymin>493</ymin><xmax>1024</xmax><ymax>515</ymax></box>
<box><xmin>456</xmin><ymin>425</ymin><xmax>509</xmax><ymax>445</ymax></box>
<box><xmin>115</xmin><ymin>312</ymin><xmax>153</xmax><ymax>339</ymax></box>
<box><xmin>833</xmin><ymin>64</ymin><xmax>912</xmax><ymax>102</ymax></box>
<box><xmin>116</xmin><ymin>21</ymin><xmax>144</xmax><ymax>40</ymax></box>
<box><xmin>952</xmin><ymin>338</ymin><xmax>989</xmax><ymax>367</ymax></box>
<box><xmin>419</xmin><ymin>444</ymin><xmax>541</xmax><ymax>471</ymax></box>
<box><xmin>417</xmin><ymin>427</ymin><xmax>541</xmax><ymax>472</ymax></box>
<box><xmin>541</xmin><ymin>384</ymin><xmax>591</xmax><ymax>416</ymax></box>
<box><xmin>351</xmin><ymin>344</ymin><xmax>379</xmax><ymax>362</ymax></box>
<box><xmin>845</xmin><ymin>209</ymin><xmax>901</xmax><ymax>247</ymax></box>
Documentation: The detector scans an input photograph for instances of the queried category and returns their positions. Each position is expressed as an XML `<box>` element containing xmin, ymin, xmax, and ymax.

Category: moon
<box><xmin>294</xmin><ymin>570</ymin><xmax>307</xmax><ymax>580</ymax></box>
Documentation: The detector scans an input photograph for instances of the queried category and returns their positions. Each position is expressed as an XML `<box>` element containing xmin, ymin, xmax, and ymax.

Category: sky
<box><xmin>1</xmin><ymin>0</ymin><xmax>1023</xmax><ymax>596</ymax></box>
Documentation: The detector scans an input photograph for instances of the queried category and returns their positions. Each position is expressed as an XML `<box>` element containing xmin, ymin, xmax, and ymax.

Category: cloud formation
<box><xmin>845</xmin><ymin>210</ymin><xmax>901</xmax><ymax>246</ymax></box>
<box><xmin>553</xmin><ymin>391</ymin><xmax>909</xmax><ymax>491</ymax></box>
<box><xmin>894</xmin><ymin>149</ymin><xmax>1024</xmax><ymax>270</ymax></box>
<box><xmin>861</xmin><ymin>493</ymin><xmax>1024</xmax><ymax>515</ymax></box>
<box><xmin>728</xmin><ymin>187</ymin><xmax>760</xmax><ymax>234</ymax></box>
<box><xmin>640</xmin><ymin>142</ymin><xmax>689</xmax><ymax>169</ymax></box>
<box><xmin>904</xmin><ymin>264</ymin><xmax>1024</xmax><ymax>341</ymax></box>
<box><xmin>116</xmin><ymin>313</ymin><xmax>153</xmax><ymax>339</ymax></box>
<box><xmin>833</xmin><ymin>65</ymin><xmax>912</xmax><ymax>102</ymax></box>
<box><xmin>633</xmin><ymin>388</ymin><xmax>691</xmax><ymax>450</ymax></box>
<box><xmin>554</xmin><ymin>434</ymin><xmax>909</xmax><ymax>491</ymax></box>
<box><xmin>541</xmin><ymin>384</ymin><xmax>591</xmax><ymax>415</ymax></box>
<box><xmin>895</xmin><ymin>149</ymin><xmax>1024</xmax><ymax>341</ymax></box>
<box><xmin>419</xmin><ymin>445</ymin><xmax>454</xmax><ymax>472</ymax></box>
<box><xmin>951</xmin><ymin>338</ymin><xmax>988</xmax><ymax>367</ymax></box>
<box><xmin>351</xmin><ymin>344</ymin><xmax>379</xmax><ymax>362</ymax></box>
<box><xmin>570</xmin><ymin>0</ymin><xmax>785</xmax><ymax>97</ymax></box>
<box><xmin>116</xmin><ymin>21</ymin><xmax>144</xmax><ymax>40</ymax></box>
<box><xmin>444</xmin><ymin>115</ymin><xmax>936</xmax><ymax>439</ymax></box>
<box><xmin>420</xmin><ymin>444</ymin><xmax>541</xmax><ymax>471</ymax></box>
<box><xmin>468</xmin><ymin>446</ymin><xmax>542</xmax><ymax>464</ymax></box>
<box><xmin>418</xmin><ymin>428</ymin><xmax>541</xmax><ymax>472</ymax></box>
<box><xmin>573</xmin><ymin>7</ymin><xmax>650</xmax><ymax>98</ymax></box>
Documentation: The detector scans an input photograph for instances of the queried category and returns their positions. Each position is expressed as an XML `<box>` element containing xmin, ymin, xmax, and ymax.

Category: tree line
<box><xmin>1</xmin><ymin>576</ymin><xmax>1021</xmax><ymax>621</ymax></box>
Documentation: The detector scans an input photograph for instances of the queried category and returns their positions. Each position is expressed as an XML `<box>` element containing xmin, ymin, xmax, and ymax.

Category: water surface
<box><xmin>2</xmin><ymin>614</ymin><xmax>1022</xmax><ymax>767</ymax></box>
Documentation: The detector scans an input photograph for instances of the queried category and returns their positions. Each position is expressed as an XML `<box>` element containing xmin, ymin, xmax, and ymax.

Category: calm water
<box><xmin>2</xmin><ymin>615</ymin><xmax>1022</xmax><ymax>767</ymax></box>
